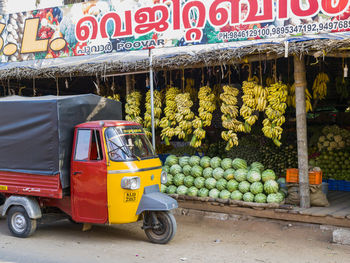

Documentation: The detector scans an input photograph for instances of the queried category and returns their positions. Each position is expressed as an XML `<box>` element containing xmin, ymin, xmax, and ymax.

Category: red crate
<box><xmin>286</xmin><ymin>168</ymin><xmax>322</xmax><ymax>185</ymax></box>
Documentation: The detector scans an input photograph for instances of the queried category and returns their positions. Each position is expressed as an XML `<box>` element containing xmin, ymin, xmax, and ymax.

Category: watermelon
<box><xmin>173</xmin><ymin>173</ymin><xmax>185</xmax><ymax>186</ymax></box>
<box><xmin>231</xmin><ymin>190</ymin><xmax>243</xmax><ymax>200</ymax></box>
<box><xmin>209</xmin><ymin>188</ymin><xmax>220</xmax><ymax>198</ymax></box>
<box><xmin>200</xmin><ymin>156</ymin><xmax>211</xmax><ymax>168</ymax></box>
<box><xmin>189</xmin><ymin>155</ymin><xmax>201</xmax><ymax>166</ymax></box>
<box><xmin>227</xmin><ymin>179</ymin><xmax>239</xmax><ymax>192</ymax></box>
<box><xmin>198</xmin><ymin>188</ymin><xmax>209</xmax><ymax>197</ymax></box>
<box><xmin>205</xmin><ymin>178</ymin><xmax>217</xmax><ymax>190</ymax></box>
<box><xmin>232</xmin><ymin>158</ymin><xmax>247</xmax><ymax>169</ymax></box>
<box><xmin>162</xmin><ymin>165</ymin><xmax>170</xmax><ymax>173</ymax></box>
<box><xmin>213</xmin><ymin>167</ymin><xmax>225</xmax><ymax>180</ymax></box>
<box><xmin>264</xmin><ymin>180</ymin><xmax>279</xmax><ymax>194</ymax></box>
<box><xmin>210</xmin><ymin>157</ymin><xmax>222</xmax><ymax>169</ymax></box>
<box><xmin>183</xmin><ymin>165</ymin><xmax>192</xmax><ymax>176</ymax></box>
<box><xmin>250</xmin><ymin>162</ymin><xmax>264</xmax><ymax>172</ymax></box>
<box><xmin>221</xmin><ymin>158</ymin><xmax>233</xmax><ymax>170</ymax></box>
<box><xmin>165</xmin><ymin>155</ymin><xmax>178</xmax><ymax>166</ymax></box>
<box><xmin>177</xmin><ymin>185</ymin><xmax>188</xmax><ymax>195</ymax></box>
<box><xmin>194</xmin><ymin>177</ymin><xmax>206</xmax><ymax>189</ymax></box>
<box><xmin>166</xmin><ymin>185</ymin><xmax>177</xmax><ymax>194</ymax></box>
<box><xmin>184</xmin><ymin>176</ymin><xmax>195</xmax><ymax>187</ymax></box>
<box><xmin>261</xmin><ymin>169</ymin><xmax>276</xmax><ymax>182</ymax></box>
<box><xmin>276</xmin><ymin>192</ymin><xmax>285</xmax><ymax>203</ymax></box>
<box><xmin>165</xmin><ymin>174</ymin><xmax>173</xmax><ymax>186</ymax></box>
<box><xmin>179</xmin><ymin>156</ymin><xmax>190</xmax><ymax>167</ymax></box>
<box><xmin>235</xmin><ymin>169</ymin><xmax>248</xmax><ymax>182</ymax></box>
<box><xmin>247</xmin><ymin>170</ymin><xmax>261</xmax><ymax>183</ymax></box>
<box><xmin>170</xmin><ymin>164</ymin><xmax>182</xmax><ymax>175</ymax></box>
<box><xmin>160</xmin><ymin>184</ymin><xmax>167</xmax><ymax>193</ymax></box>
<box><xmin>203</xmin><ymin>167</ymin><xmax>213</xmax><ymax>178</ymax></box>
<box><xmin>191</xmin><ymin>165</ymin><xmax>203</xmax><ymax>177</ymax></box>
<box><xmin>250</xmin><ymin>182</ymin><xmax>264</xmax><ymax>194</ymax></box>
<box><xmin>238</xmin><ymin>181</ymin><xmax>251</xmax><ymax>193</ymax></box>
<box><xmin>216</xmin><ymin>178</ymin><xmax>227</xmax><ymax>191</ymax></box>
<box><xmin>267</xmin><ymin>193</ymin><xmax>280</xmax><ymax>203</ymax></box>
<box><xmin>254</xmin><ymin>193</ymin><xmax>267</xmax><ymax>203</ymax></box>
<box><xmin>243</xmin><ymin>192</ymin><xmax>254</xmax><ymax>202</ymax></box>
<box><xmin>187</xmin><ymin>186</ymin><xmax>198</xmax><ymax>197</ymax></box>
<box><xmin>219</xmin><ymin>189</ymin><xmax>231</xmax><ymax>199</ymax></box>
<box><xmin>223</xmin><ymin>168</ymin><xmax>235</xmax><ymax>180</ymax></box>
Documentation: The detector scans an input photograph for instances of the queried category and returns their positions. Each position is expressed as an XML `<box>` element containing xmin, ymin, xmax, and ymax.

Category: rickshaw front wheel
<box><xmin>143</xmin><ymin>211</ymin><xmax>177</xmax><ymax>244</ymax></box>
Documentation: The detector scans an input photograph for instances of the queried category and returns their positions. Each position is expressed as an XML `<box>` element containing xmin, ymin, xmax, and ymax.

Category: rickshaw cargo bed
<box><xmin>0</xmin><ymin>94</ymin><xmax>122</xmax><ymax>191</ymax></box>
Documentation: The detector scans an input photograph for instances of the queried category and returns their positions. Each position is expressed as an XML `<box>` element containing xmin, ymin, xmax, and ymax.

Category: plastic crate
<box><xmin>286</xmin><ymin>168</ymin><xmax>322</xmax><ymax>185</ymax></box>
<box><xmin>328</xmin><ymin>179</ymin><xmax>337</xmax><ymax>191</ymax></box>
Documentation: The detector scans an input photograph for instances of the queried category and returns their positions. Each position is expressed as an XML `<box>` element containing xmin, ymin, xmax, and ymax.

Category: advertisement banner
<box><xmin>0</xmin><ymin>0</ymin><xmax>350</xmax><ymax>63</ymax></box>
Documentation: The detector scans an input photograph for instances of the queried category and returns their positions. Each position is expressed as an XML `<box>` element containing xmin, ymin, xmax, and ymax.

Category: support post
<box><xmin>293</xmin><ymin>55</ymin><xmax>310</xmax><ymax>209</ymax></box>
<box><xmin>149</xmin><ymin>49</ymin><xmax>156</xmax><ymax>150</ymax></box>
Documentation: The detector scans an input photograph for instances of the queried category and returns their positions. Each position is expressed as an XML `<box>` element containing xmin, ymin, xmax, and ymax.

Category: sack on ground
<box><xmin>310</xmin><ymin>184</ymin><xmax>329</xmax><ymax>207</ymax></box>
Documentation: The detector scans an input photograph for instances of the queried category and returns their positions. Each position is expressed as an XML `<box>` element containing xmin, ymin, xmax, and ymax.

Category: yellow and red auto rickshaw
<box><xmin>0</xmin><ymin>96</ymin><xmax>177</xmax><ymax>244</ymax></box>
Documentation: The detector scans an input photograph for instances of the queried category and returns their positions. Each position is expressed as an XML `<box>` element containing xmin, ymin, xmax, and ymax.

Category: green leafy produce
<box><xmin>219</xmin><ymin>189</ymin><xmax>231</xmax><ymax>199</ymax></box>
<box><xmin>232</xmin><ymin>158</ymin><xmax>247</xmax><ymax>169</ymax></box>
<box><xmin>224</xmin><ymin>168</ymin><xmax>235</xmax><ymax>180</ymax></box>
<box><xmin>179</xmin><ymin>156</ymin><xmax>190</xmax><ymax>167</ymax></box>
<box><xmin>184</xmin><ymin>176</ymin><xmax>195</xmax><ymax>187</ymax></box>
<box><xmin>277</xmin><ymin>177</ymin><xmax>286</xmax><ymax>185</ymax></box>
<box><xmin>189</xmin><ymin>155</ymin><xmax>201</xmax><ymax>166</ymax></box>
<box><xmin>210</xmin><ymin>157</ymin><xmax>222</xmax><ymax>168</ymax></box>
<box><xmin>165</xmin><ymin>155</ymin><xmax>178</xmax><ymax>166</ymax></box>
<box><xmin>165</xmin><ymin>174</ymin><xmax>173</xmax><ymax>186</ymax></box>
<box><xmin>247</xmin><ymin>170</ymin><xmax>261</xmax><ymax>183</ymax></box>
<box><xmin>161</xmin><ymin>184</ymin><xmax>167</xmax><ymax>193</ymax></box>
<box><xmin>198</xmin><ymin>188</ymin><xmax>209</xmax><ymax>197</ymax></box>
<box><xmin>238</xmin><ymin>181</ymin><xmax>251</xmax><ymax>193</ymax></box>
<box><xmin>177</xmin><ymin>185</ymin><xmax>188</xmax><ymax>195</ymax></box>
<box><xmin>261</xmin><ymin>169</ymin><xmax>276</xmax><ymax>182</ymax></box>
<box><xmin>187</xmin><ymin>186</ymin><xmax>198</xmax><ymax>197</ymax></box>
<box><xmin>191</xmin><ymin>165</ymin><xmax>203</xmax><ymax>177</ymax></box>
<box><xmin>264</xmin><ymin>180</ymin><xmax>279</xmax><ymax>194</ymax></box>
<box><xmin>231</xmin><ymin>190</ymin><xmax>243</xmax><ymax>200</ymax></box>
<box><xmin>227</xmin><ymin>179</ymin><xmax>239</xmax><ymax>192</ymax></box>
<box><xmin>209</xmin><ymin>188</ymin><xmax>220</xmax><ymax>198</ymax></box>
<box><xmin>203</xmin><ymin>167</ymin><xmax>213</xmax><ymax>178</ymax></box>
<box><xmin>250</xmin><ymin>162</ymin><xmax>264</xmax><ymax>172</ymax></box>
<box><xmin>183</xmin><ymin>165</ymin><xmax>192</xmax><ymax>176</ymax></box>
<box><xmin>200</xmin><ymin>156</ymin><xmax>211</xmax><ymax>168</ymax></box>
<box><xmin>170</xmin><ymin>164</ymin><xmax>182</xmax><ymax>175</ymax></box>
<box><xmin>254</xmin><ymin>193</ymin><xmax>267</xmax><ymax>203</ymax></box>
<box><xmin>250</xmin><ymin>182</ymin><xmax>264</xmax><ymax>194</ymax></box>
<box><xmin>221</xmin><ymin>158</ymin><xmax>233</xmax><ymax>170</ymax></box>
<box><xmin>205</xmin><ymin>178</ymin><xmax>217</xmax><ymax>190</ymax></box>
<box><xmin>243</xmin><ymin>192</ymin><xmax>255</xmax><ymax>202</ymax></box>
<box><xmin>162</xmin><ymin>165</ymin><xmax>170</xmax><ymax>173</ymax></box>
<box><xmin>166</xmin><ymin>185</ymin><xmax>177</xmax><ymax>194</ymax></box>
<box><xmin>267</xmin><ymin>193</ymin><xmax>280</xmax><ymax>203</ymax></box>
<box><xmin>213</xmin><ymin>167</ymin><xmax>225</xmax><ymax>180</ymax></box>
<box><xmin>235</xmin><ymin>169</ymin><xmax>248</xmax><ymax>182</ymax></box>
<box><xmin>173</xmin><ymin>173</ymin><xmax>185</xmax><ymax>186</ymax></box>
<box><xmin>194</xmin><ymin>177</ymin><xmax>206</xmax><ymax>189</ymax></box>
<box><xmin>216</xmin><ymin>178</ymin><xmax>227</xmax><ymax>191</ymax></box>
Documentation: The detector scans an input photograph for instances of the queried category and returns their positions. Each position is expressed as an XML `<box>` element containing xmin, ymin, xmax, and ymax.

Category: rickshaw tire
<box><xmin>144</xmin><ymin>211</ymin><xmax>177</xmax><ymax>244</ymax></box>
<box><xmin>7</xmin><ymin>206</ymin><xmax>37</xmax><ymax>238</ymax></box>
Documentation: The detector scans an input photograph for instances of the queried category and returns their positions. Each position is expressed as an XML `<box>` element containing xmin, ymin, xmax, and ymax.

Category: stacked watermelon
<box><xmin>161</xmin><ymin>155</ymin><xmax>286</xmax><ymax>204</ymax></box>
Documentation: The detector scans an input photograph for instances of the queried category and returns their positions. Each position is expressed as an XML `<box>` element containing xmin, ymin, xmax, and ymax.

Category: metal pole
<box><xmin>149</xmin><ymin>49</ymin><xmax>156</xmax><ymax>150</ymax></box>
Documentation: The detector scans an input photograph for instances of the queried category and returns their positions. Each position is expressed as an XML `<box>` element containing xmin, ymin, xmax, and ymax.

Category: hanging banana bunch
<box><xmin>190</xmin><ymin>86</ymin><xmax>216</xmax><ymax>148</ymax></box>
<box><xmin>335</xmin><ymin>76</ymin><xmax>349</xmax><ymax>100</ymax></box>
<box><xmin>185</xmin><ymin>78</ymin><xmax>197</xmax><ymax>101</ymax></box>
<box><xmin>266</xmin><ymin>77</ymin><xmax>275</xmax><ymax>87</ymax></box>
<box><xmin>144</xmin><ymin>90</ymin><xmax>162</xmax><ymax>138</ymax></box>
<box><xmin>125</xmin><ymin>91</ymin><xmax>143</xmax><ymax>124</ymax></box>
<box><xmin>160</xmin><ymin>87</ymin><xmax>180</xmax><ymax>145</ymax></box>
<box><xmin>220</xmin><ymin>85</ymin><xmax>245</xmax><ymax>151</ymax></box>
<box><xmin>240</xmin><ymin>80</ymin><xmax>268</xmax><ymax>132</ymax></box>
<box><xmin>287</xmin><ymin>84</ymin><xmax>312</xmax><ymax>112</ymax></box>
<box><xmin>312</xmin><ymin>73</ymin><xmax>329</xmax><ymax>100</ymax></box>
<box><xmin>107</xmin><ymin>94</ymin><xmax>120</xmax><ymax>101</ymax></box>
<box><xmin>262</xmin><ymin>82</ymin><xmax>288</xmax><ymax>147</ymax></box>
<box><xmin>174</xmin><ymin>93</ymin><xmax>195</xmax><ymax>140</ymax></box>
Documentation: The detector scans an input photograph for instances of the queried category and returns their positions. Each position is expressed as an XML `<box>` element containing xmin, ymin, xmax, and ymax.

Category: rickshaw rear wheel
<box><xmin>7</xmin><ymin>206</ymin><xmax>37</xmax><ymax>238</ymax></box>
<box><xmin>144</xmin><ymin>211</ymin><xmax>177</xmax><ymax>244</ymax></box>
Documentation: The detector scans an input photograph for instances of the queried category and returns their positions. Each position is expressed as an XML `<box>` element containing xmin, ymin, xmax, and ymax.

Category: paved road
<box><xmin>0</xmin><ymin>208</ymin><xmax>350</xmax><ymax>263</ymax></box>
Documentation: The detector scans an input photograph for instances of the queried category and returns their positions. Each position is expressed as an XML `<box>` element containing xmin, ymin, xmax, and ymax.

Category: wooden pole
<box><xmin>293</xmin><ymin>55</ymin><xmax>310</xmax><ymax>209</ymax></box>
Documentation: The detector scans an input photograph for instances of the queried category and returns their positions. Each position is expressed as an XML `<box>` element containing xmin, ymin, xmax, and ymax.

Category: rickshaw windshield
<box><xmin>105</xmin><ymin>126</ymin><xmax>156</xmax><ymax>161</ymax></box>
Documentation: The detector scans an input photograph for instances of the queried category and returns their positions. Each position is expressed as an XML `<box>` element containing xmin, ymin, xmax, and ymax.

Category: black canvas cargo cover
<box><xmin>0</xmin><ymin>94</ymin><xmax>122</xmax><ymax>189</ymax></box>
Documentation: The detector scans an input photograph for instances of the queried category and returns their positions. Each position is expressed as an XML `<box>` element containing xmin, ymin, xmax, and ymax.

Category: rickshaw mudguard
<box><xmin>136</xmin><ymin>185</ymin><xmax>178</xmax><ymax>215</ymax></box>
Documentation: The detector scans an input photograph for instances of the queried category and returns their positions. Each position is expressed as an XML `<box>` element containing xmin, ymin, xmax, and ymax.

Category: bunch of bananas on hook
<box><xmin>287</xmin><ymin>83</ymin><xmax>313</xmax><ymax>112</ymax></box>
<box><xmin>125</xmin><ymin>91</ymin><xmax>143</xmax><ymax>125</ymax></box>
<box><xmin>144</xmin><ymin>90</ymin><xmax>162</xmax><ymax>138</ymax></box>
<box><xmin>312</xmin><ymin>73</ymin><xmax>329</xmax><ymax>100</ymax></box>
<box><xmin>174</xmin><ymin>93</ymin><xmax>195</xmax><ymax>140</ymax></box>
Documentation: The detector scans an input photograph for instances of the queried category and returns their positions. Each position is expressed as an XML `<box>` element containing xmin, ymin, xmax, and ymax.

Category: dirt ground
<box><xmin>0</xmin><ymin>208</ymin><xmax>350</xmax><ymax>263</ymax></box>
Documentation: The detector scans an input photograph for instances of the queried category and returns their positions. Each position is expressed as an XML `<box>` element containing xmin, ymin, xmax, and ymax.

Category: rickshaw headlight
<box><xmin>121</xmin><ymin>176</ymin><xmax>140</xmax><ymax>190</ymax></box>
<box><xmin>161</xmin><ymin>171</ymin><xmax>167</xmax><ymax>184</ymax></box>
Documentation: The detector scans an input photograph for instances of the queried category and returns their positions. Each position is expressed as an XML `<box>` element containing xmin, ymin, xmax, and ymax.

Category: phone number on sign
<box><xmin>218</xmin><ymin>20</ymin><xmax>350</xmax><ymax>40</ymax></box>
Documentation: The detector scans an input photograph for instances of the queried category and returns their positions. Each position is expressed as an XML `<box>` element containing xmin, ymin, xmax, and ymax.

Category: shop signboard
<box><xmin>0</xmin><ymin>0</ymin><xmax>350</xmax><ymax>62</ymax></box>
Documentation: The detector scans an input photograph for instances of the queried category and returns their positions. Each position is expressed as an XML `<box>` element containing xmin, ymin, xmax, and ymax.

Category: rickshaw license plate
<box><xmin>0</xmin><ymin>185</ymin><xmax>8</xmax><ymax>190</ymax></box>
<box><xmin>124</xmin><ymin>192</ymin><xmax>138</xmax><ymax>202</ymax></box>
